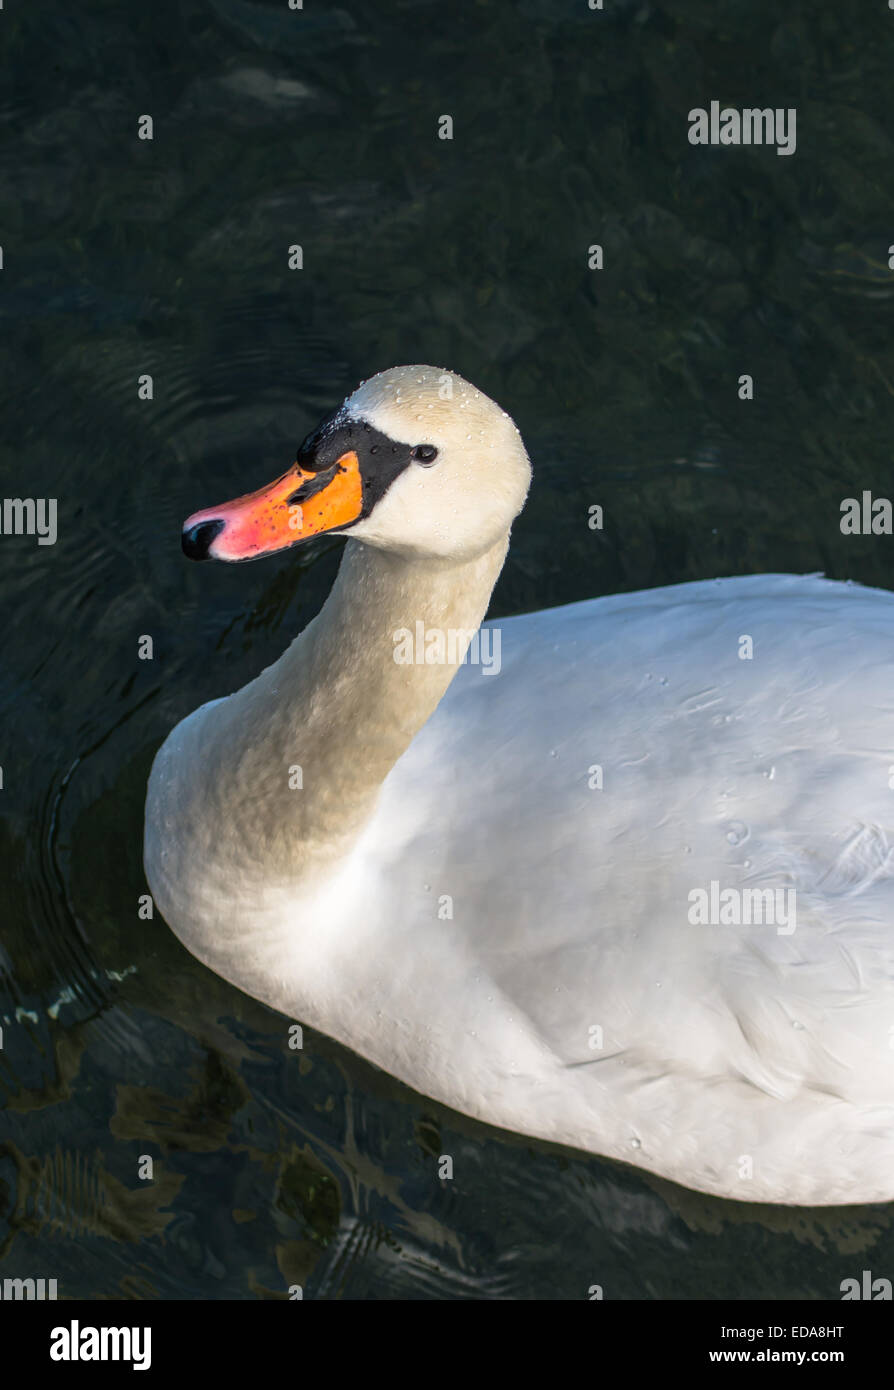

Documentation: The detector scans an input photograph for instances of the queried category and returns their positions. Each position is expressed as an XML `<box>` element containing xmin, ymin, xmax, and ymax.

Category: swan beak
<box><xmin>181</xmin><ymin>451</ymin><xmax>364</xmax><ymax>561</ymax></box>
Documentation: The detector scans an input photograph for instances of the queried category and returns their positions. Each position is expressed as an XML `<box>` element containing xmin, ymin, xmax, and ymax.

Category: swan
<box><xmin>144</xmin><ymin>364</ymin><xmax>894</xmax><ymax>1206</ymax></box>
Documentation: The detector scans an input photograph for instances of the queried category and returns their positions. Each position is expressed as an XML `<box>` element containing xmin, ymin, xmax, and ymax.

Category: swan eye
<box><xmin>412</xmin><ymin>444</ymin><xmax>438</xmax><ymax>465</ymax></box>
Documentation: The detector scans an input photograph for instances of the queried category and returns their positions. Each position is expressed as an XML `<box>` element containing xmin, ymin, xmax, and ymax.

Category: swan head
<box><xmin>181</xmin><ymin>365</ymin><xmax>531</xmax><ymax>565</ymax></box>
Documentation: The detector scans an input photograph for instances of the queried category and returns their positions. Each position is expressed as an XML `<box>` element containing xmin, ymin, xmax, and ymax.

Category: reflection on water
<box><xmin>2</xmin><ymin>0</ymin><xmax>894</xmax><ymax>1297</ymax></box>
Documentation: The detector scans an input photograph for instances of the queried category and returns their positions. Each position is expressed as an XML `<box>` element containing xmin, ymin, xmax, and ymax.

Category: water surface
<box><xmin>2</xmin><ymin>0</ymin><xmax>894</xmax><ymax>1298</ymax></box>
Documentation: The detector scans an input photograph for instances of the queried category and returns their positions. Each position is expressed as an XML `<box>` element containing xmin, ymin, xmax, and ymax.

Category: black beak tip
<box><xmin>182</xmin><ymin>518</ymin><xmax>226</xmax><ymax>561</ymax></box>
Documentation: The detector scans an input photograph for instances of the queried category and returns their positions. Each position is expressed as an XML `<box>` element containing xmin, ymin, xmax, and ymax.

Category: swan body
<box><xmin>145</xmin><ymin>366</ymin><xmax>894</xmax><ymax>1205</ymax></box>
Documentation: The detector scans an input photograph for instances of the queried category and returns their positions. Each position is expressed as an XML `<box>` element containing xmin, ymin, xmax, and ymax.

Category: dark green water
<box><xmin>2</xmin><ymin>0</ymin><xmax>894</xmax><ymax>1299</ymax></box>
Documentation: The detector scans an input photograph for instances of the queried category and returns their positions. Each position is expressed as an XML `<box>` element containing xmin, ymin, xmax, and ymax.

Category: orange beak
<box><xmin>182</xmin><ymin>451</ymin><xmax>364</xmax><ymax>561</ymax></box>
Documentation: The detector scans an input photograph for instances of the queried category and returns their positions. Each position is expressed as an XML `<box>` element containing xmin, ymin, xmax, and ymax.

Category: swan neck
<box><xmin>220</xmin><ymin>535</ymin><xmax>509</xmax><ymax>881</ymax></box>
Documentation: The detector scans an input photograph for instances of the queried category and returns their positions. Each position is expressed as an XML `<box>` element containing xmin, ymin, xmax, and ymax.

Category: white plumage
<box><xmin>145</xmin><ymin>367</ymin><xmax>894</xmax><ymax>1204</ymax></box>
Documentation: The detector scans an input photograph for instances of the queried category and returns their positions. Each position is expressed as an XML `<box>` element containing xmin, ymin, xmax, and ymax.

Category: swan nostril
<box><xmin>182</xmin><ymin>518</ymin><xmax>225</xmax><ymax>560</ymax></box>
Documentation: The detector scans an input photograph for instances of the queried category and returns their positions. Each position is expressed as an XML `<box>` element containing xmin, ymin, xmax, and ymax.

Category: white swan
<box><xmin>145</xmin><ymin>365</ymin><xmax>894</xmax><ymax>1206</ymax></box>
